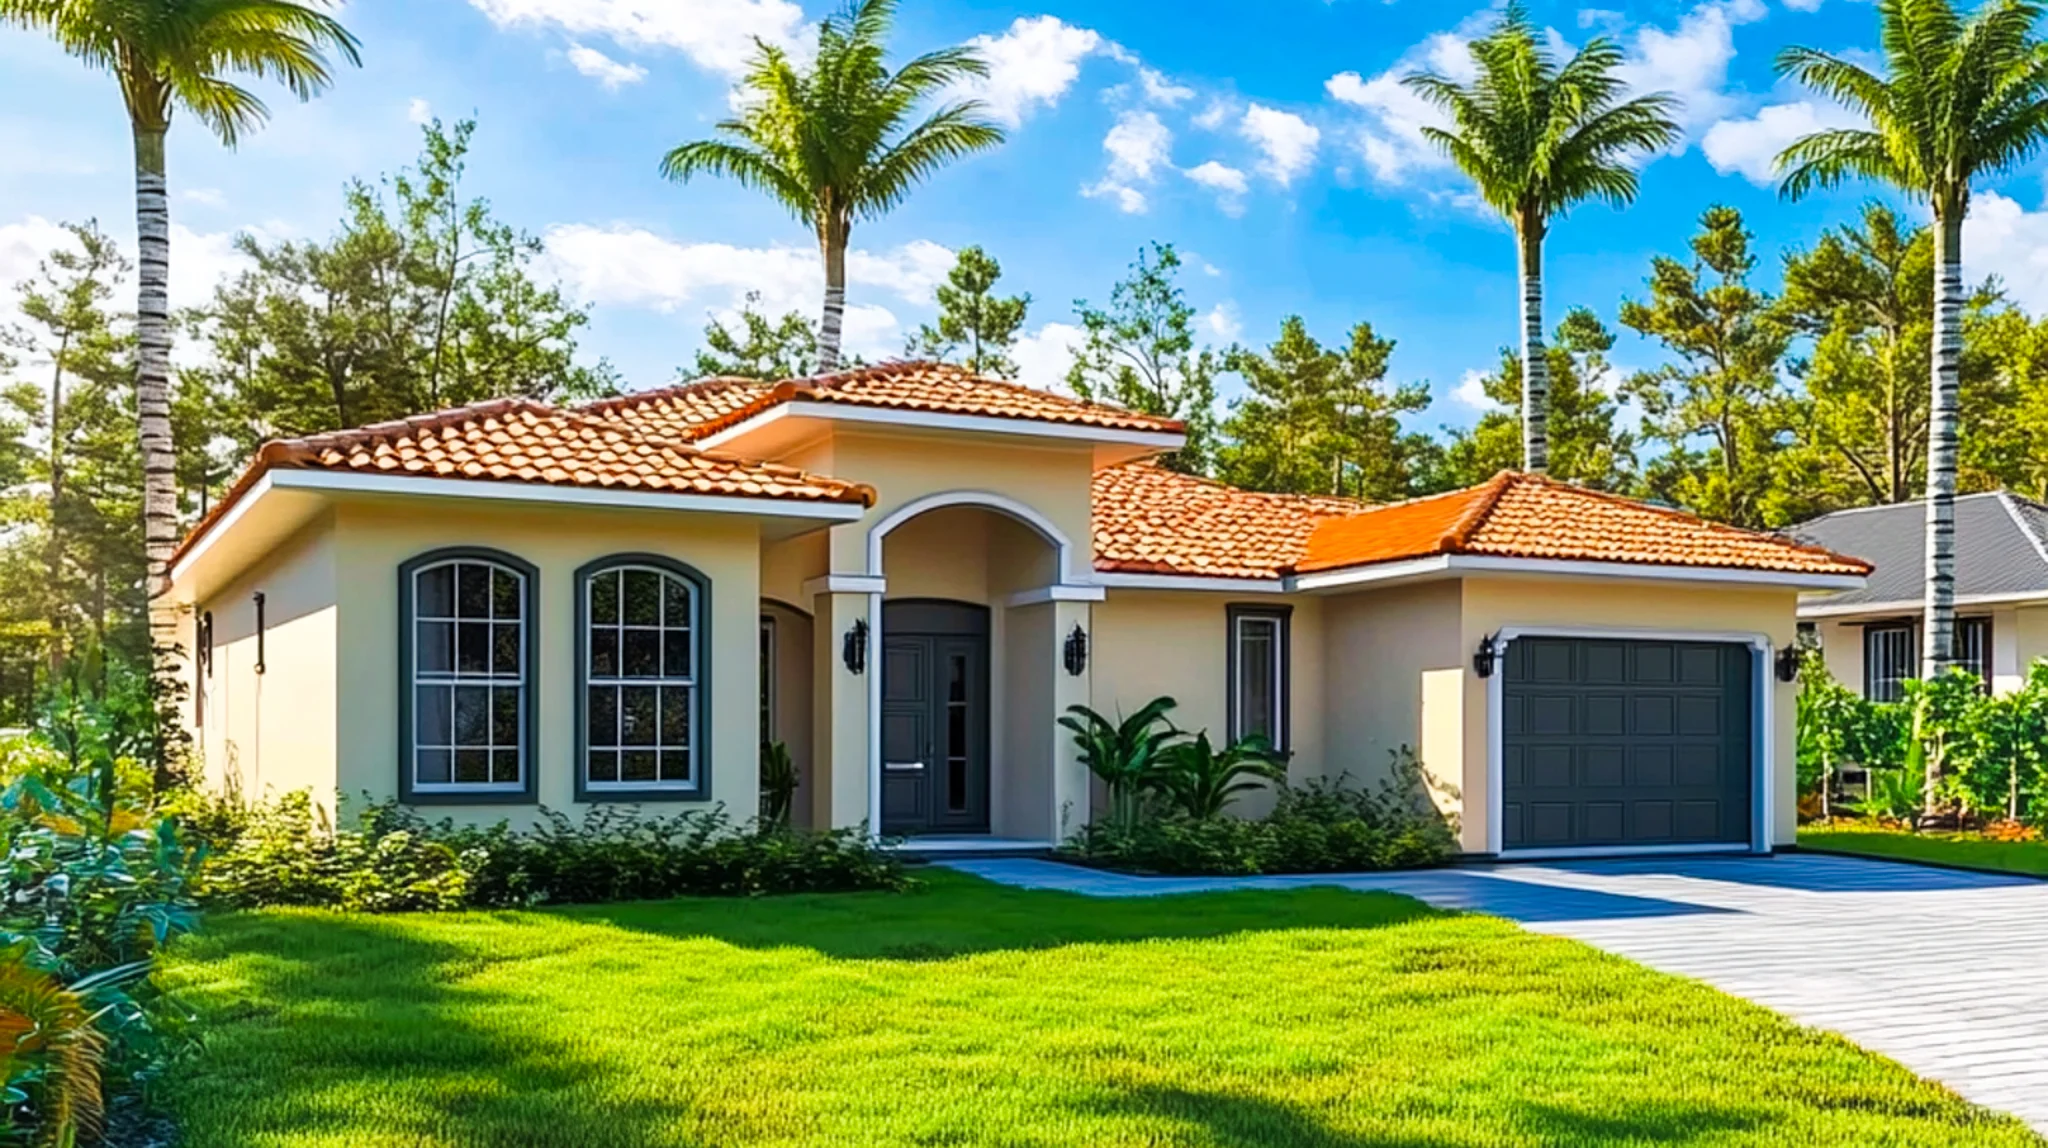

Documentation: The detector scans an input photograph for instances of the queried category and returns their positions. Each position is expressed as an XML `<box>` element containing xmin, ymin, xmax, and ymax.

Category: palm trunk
<box><xmin>1516</xmin><ymin>218</ymin><xmax>1549</xmax><ymax>474</ymax></box>
<box><xmin>818</xmin><ymin>228</ymin><xmax>847</xmax><ymax>375</ymax></box>
<box><xmin>134</xmin><ymin>124</ymin><xmax>182</xmax><ymax>776</ymax></box>
<box><xmin>1920</xmin><ymin>208</ymin><xmax>1964</xmax><ymax>818</ymax></box>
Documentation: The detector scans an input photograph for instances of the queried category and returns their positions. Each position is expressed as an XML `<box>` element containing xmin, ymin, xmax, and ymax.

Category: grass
<box><xmin>1800</xmin><ymin>823</ymin><xmax>2048</xmax><ymax>877</ymax></box>
<box><xmin>164</xmin><ymin>869</ymin><xmax>2040</xmax><ymax>1148</ymax></box>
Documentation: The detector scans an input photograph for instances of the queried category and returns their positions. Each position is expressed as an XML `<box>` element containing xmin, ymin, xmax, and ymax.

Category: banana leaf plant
<box><xmin>760</xmin><ymin>741</ymin><xmax>799</xmax><ymax>830</ymax></box>
<box><xmin>1155</xmin><ymin>732</ymin><xmax>1288</xmax><ymax>821</ymax></box>
<box><xmin>1058</xmin><ymin>698</ymin><xmax>1185</xmax><ymax>828</ymax></box>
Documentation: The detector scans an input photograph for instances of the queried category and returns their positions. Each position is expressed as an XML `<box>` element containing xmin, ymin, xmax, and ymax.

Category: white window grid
<box><xmin>586</xmin><ymin>565</ymin><xmax>699</xmax><ymax>790</ymax></box>
<box><xmin>412</xmin><ymin>559</ymin><xmax>526</xmax><ymax>793</ymax></box>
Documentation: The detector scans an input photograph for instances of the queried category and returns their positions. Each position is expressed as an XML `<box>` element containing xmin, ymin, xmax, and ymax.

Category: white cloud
<box><xmin>540</xmin><ymin>224</ymin><xmax>951</xmax><ymax>358</ymax></box>
<box><xmin>1781</xmin><ymin>0</ymin><xmax>1828</xmax><ymax>10</ymax></box>
<box><xmin>183</xmin><ymin>188</ymin><xmax>228</xmax><ymax>208</ymax></box>
<box><xmin>956</xmin><ymin>16</ymin><xmax>1102</xmax><ymax>127</ymax></box>
<box><xmin>1193</xmin><ymin>99</ymin><xmax>1232</xmax><ymax>130</ymax></box>
<box><xmin>1137</xmin><ymin>67</ymin><xmax>1195</xmax><ymax>107</ymax></box>
<box><xmin>1702</xmin><ymin>99</ymin><xmax>1860</xmax><ymax>184</ymax></box>
<box><xmin>1084</xmin><ymin>110</ymin><xmax>1172</xmax><ymax>214</ymax></box>
<box><xmin>1324</xmin><ymin>28</ymin><xmax>1476</xmax><ymax>184</ymax></box>
<box><xmin>407</xmin><ymin>98</ymin><xmax>434</xmax><ymax>125</ymax></box>
<box><xmin>1240</xmin><ymin>103</ymin><xmax>1319</xmax><ymax>185</ymax></box>
<box><xmin>1616</xmin><ymin>0</ymin><xmax>1768</xmax><ymax>135</ymax></box>
<box><xmin>1203</xmin><ymin>302</ymin><xmax>1243</xmax><ymax>342</ymax></box>
<box><xmin>1013</xmin><ymin>322</ymin><xmax>1085</xmax><ymax>393</ymax></box>
<box><xmin>566</xmin><ymin>43</ymin><xmax>649</xmax><ymax>89</ymax></box>
<box><xmin>1183</xmin><ymin>161</ymin><xmax>1249</xmax><ymax>216</ymax></box>
<box><xmin>1964</xmin><ymin>190</ymin><xmax>2048</xmax><ymax>313</ymax></box>
<box><xmin>465</xmin><ymin>0</ymin><xmax>803</xmax><ymax>77</ymax></box>
<box><xmin>1453</xmin><ymin>368</ymin><xmax>1492</xmax><ymax>409</ymax></box>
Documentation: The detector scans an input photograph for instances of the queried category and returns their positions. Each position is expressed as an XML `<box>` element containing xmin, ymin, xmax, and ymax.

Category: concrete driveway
<box><xmin>948</xmin><ymin>852</ymin><xmax>2048</xmax><ymax>1133</ymax></box>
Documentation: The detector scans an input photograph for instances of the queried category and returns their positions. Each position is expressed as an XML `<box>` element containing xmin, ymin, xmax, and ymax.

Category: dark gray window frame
<box><xmin>1861</xmin><ymin>616</ymin><xmax>1995</xmax><ymax>701</ymax></box>
<box><xmin>397</xmin><ymin>547</ymin><xmax>540</xmax><ymax>805</ymax></box>
<box><xmin>573</xmin><ymin>553</ymin><xmax>713</xmax><ymax>804</ymax></box>
<box><xmin>1226</xmin><ymin>603</ymin><xmax>1292</xmax><ymax>753</ymax></box>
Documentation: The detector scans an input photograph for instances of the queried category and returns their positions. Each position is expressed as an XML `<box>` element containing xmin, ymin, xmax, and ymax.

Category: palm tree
<box><xmin>1775</xmin><ymin>0</ymin><xmax>2048</xmax><ymax>818</ymax></box>
<box><xmin>662</xmin><ymin>0</ymin><xmax>1004</xmax><ymax>373</ymax></box>
<box><xmin>1</xmin><ymin>0</ymin><xmax>360</xmax><ymax>688</ymax></box>
<box><xmin>1405</xmin><ymin>4</ymin><xmax>1681</xmax><ymax>473</ymax></box>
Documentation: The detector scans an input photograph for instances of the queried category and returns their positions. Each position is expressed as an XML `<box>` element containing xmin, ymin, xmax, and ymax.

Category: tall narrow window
<box><xmin>579</xmin><ymin>558</ymin><xmax>707</xmax><ymax>799</ymax></box>
<box><xmin>1957</xmin><ymin>617</ymin><xmax>1993</xmax><ymax>692</ymax></box>
<box><xmin>760</xmin><ymin>614</ymin><xmax>777</xmax><ymax>747</ymax></box>
<box><xmin>1863</xmin><ymin>623</ymin><xmax>1916</xmax><ymax>703</ymax></box>
<box><xmin>401</xmin><ymin>550</ymin><xmax>535</xmax><ymax>800</ymax></box>
<box><xmin>1227</xmin><ymin>605</ymin><xmax>1291</xmax><ymax>751</ymax></box>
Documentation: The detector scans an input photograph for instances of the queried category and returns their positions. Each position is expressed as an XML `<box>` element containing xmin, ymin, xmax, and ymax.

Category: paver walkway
<box><xmin>947</xmin><ymin>853</ymin><xmax>2048</xmax><ymax>1133</ymax></box>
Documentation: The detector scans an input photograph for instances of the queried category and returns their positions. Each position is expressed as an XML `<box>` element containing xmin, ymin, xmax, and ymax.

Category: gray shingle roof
<box><xmin>1790</xmin><ymin>492</ymin><xmax>2048</xmax><ymax>611</ymax></box>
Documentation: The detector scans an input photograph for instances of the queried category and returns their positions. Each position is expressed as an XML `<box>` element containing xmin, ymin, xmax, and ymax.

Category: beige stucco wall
<box><xmin>2019</xmin><ymin>606</ymin><xmax>2048</xmax><ymax>685</ymax></box>
<box><xmin>1089</xmin><ymin>589</ymin><xmax>1326</xmax><ymax>817</ymax></box>
<box><xmin>1458</xmin><ymin>578</ymin><xmax>1801</xmax><ymax>851</ymax></box>
<box><xmin>1321</xmin><ymin>580</ymin><xmax>1467</xmax><ymax>824</ymax></box>
<box><xmin>330</xmin><ymin>498</ymin><xmax>763</xmax><ymax>827</ymax></box>
<box><xmin>194</xmin><ymin>516</ymin><xmax>340</xmax><ymax>809</ymax></box>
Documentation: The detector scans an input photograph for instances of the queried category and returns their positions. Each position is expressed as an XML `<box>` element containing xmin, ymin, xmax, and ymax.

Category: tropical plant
<box><xmin>0</xmin><ymin>956</ymin><xmax>107</xmax><ymax>1147</ymax></box>
<box><xmin>0</xmin><ymin>0</ymin><xmax>361</xmax><ymax>736</ymax></box>
<box><xmin>1797</xmin><ymin>653</ymin><xmax>1897</xmax><ymax>816</ymax></box>
<box><xmin>1404</xmin><ymin>1</ymin><xmax>1681</xmax><ymax>474</ymax></box>
<box><xmin>1057</xmin><ymin>697</ymin><xmax>1185</xmax><ymax>828</ymax></box>
<box><xmin>760</xmin><ymin>740</ymin><xmax>799</xmax><ymax>829</ymax></box>
<box><xmin>661</xmin><ymin>0</ymin><xmax>1004</xmax><ymax>372</ymax></box>
<box><xmin>1153</xmin><ymin>732</ymin><xmax>1287</xmax><ymax>821</ymax></box>
<box><xmin>1900</xmin><ymin>667</ymin><xmax>1986</xmax><ymax>821</ymax></box>
<box><xmin>1851</xmin><ymin>765</ymin><xmax>1926</xmax><ymax>821</ymax></box>
<box><xmin>1775</xmin><ymin>0</ymin><xmax>2048</xmax><ymax>771</ymax></box>
<box><xmin>1954</xmin><ymin>661</ymin><xmax>2048</xmax><ymax>821</ymax></box>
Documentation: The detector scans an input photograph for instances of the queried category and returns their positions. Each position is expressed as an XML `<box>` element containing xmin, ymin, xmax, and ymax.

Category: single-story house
<box><xmin>169</xmin><ymin>363</ymin><xmax>1870</xmax><ymax>859</ymax></box>
<box><xmin>1793</xmin><ymin>493</ymin><xmax>2048</xmax><ymax>700</ymax></box>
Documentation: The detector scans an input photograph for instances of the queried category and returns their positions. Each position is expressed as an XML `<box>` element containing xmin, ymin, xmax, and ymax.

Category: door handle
<box><xmin>884</xmin><ymin>761</ymin><xmax>925</xmax><ymax>772</ymax></box>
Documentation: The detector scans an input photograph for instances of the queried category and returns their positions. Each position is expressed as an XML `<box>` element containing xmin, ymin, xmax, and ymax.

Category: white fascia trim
<box><xmin>1443</xmin><ymin>555</ymin><xmax>1867</xmax><ymax>591</ymax></box>
<box><xmin>1485</xmin><ymin>625</ymin><xmax>1776</xmax><ymax>858</ymax></box>
<box><xmin>1289</xmin><ymin>556</ymin><xmax>1453</xmax><ymax>592</ymax></box>
<box><xmin>170</xmin><ymin>472</ymin><xmax>275</xmax><ymax>587</ymax></box>
<box><xmin>266</xmin><ymin>468</ymin><xmax>868</xmax><ymax>522</ymax></box>
<box><xmin>1005</xmin><ymin>584</ymin><xmax>1107</xmax><ymax>607</ymax></box>
<box><xmin>1798</xmin><ymin>590</ymin><xmax>2048</xmax><ymax>619</ymax></box>
<box><xmin>698</xmin><ymin>400</ymin><xmax>1188</xmax><ymax>453</ymax></box>
<box><xmin>804</xmin><ymin>574</ymin><xmax>888</xmax><ymax>598</ymax></box>
<box><xmin>1092</xmin><ymin>571</ymin><xmax>1290</xmax><ymax>594</ymax></box>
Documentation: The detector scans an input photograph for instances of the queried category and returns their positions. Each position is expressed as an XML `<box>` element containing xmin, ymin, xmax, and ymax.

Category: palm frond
<box><xmin>660</xmin><ymin>140</ymin><xmax>813</xmax><ymax>219</ymax></box>
<box><xmin>163</xmin><ymin>69</ymin><xmax>269</xmax><ymax>145</ymax></box>
<box><xmin>1776</xmin><ymin>128</ymin><xmax>1910</xmax><ymax>199</ymax></box>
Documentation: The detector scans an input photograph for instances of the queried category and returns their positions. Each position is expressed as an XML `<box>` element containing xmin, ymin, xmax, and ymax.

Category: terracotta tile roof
<box><xmin>1092</xmin><ymin>462</ymin><xmax>1365</xmax><ymax>579</ymax></box>
<box><xmin>584</xmin><ymin>361</ymin><xmax>1185</xmax><ymax>442</ymax></box>
<box><xmin>174</xmin><ymin>398</ymin><xmax>874</xmax><ymax>567</ymax></box>
<box><xmin>1297</xmin><ymin>472</ymin><xmax>1872</xmax><ymax>577</ymax></box>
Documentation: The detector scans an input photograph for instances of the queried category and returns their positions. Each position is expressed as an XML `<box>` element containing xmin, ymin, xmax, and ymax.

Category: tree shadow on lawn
<box><xmin>1086</xmin><ymin>1085</ymin><xmax>1771</xmax><ymax>1148</ymax></box>
<box><xmin>173</xmin><ymin>914</ymin><xmax>720</xmax><ymax>1148</ymax></box>
<box><xmin>558</xmin><ymin>870</ymin><xmax>1454</xmax><ymax>961</ymax></box>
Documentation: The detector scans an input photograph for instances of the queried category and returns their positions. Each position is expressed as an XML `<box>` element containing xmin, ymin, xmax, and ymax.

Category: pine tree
<box><xmin>908</xmin><ymin>247</ymin><xmax>1029</xmax><ymax>377</ymax></box>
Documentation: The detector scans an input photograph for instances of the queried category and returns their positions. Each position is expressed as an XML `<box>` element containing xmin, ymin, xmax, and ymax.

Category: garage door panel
<box><xmin>1503</xmin><ymin>638</ymin><xmax>1752</xmax><ymax>851</ymax></box>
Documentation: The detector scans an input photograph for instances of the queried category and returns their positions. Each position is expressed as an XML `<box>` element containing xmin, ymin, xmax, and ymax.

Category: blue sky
<box><xmin>7</xmin><ymin>0</ymin><xmax>2048</xmax><ymax>437</ymax></box>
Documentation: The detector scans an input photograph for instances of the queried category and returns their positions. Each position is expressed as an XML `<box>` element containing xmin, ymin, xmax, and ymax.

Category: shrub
<box><xmin>1057</xmin><ymin>698</ymin><xmax>1184</xmax><ymax>828</ymax></box>
<box><xmin>0</xmin><ymin>693</ymin><xmax>200</xmax><ymax>1145</ymax></box>
<box><xmin>1152</xmin><ymin>732</ymin><xmax>1286</xmax><ymax>820</ymax></box>
<box><xmin>1061</xmin><ymin>748</ymin><xmax>1457</xmax><ymax>876</ymax></box>
<box><xmin>193</xmin><ymin>796</ymin><xmax>910</xmax><ymax>912</ymax></box>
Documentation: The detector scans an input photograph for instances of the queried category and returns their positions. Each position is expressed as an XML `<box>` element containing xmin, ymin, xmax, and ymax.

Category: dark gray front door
<box><xmin>880</xmin><ymin>601</ymin><xmax>989</xmax><ymax>836</ymax></box>
<box><xmin>1502</xmin><ymin>637</ymin><xmax>1753</xmax><ymax>851</ymax></box>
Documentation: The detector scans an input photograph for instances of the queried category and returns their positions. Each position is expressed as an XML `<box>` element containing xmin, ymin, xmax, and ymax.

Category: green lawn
<box><xmin>165</xmin><ymin>870</ymin><xmax>2039</xmax><ymax>1148</ymax></box>
<box><xmin>1800</xmin><ymin>825</ymin><xmax>2048</xmax><ymax>877</ymax></box>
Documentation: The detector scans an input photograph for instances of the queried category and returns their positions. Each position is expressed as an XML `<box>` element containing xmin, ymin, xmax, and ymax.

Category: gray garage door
<box><xmin>1501</xmin><ymin>637</ymin><xmax>1754</xmax><ymax>852</ymax></box>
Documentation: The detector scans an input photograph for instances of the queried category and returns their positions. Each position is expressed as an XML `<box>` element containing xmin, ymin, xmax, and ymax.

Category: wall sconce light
<box><xmin>1063</xmin><ymin>624</ymin><xmax>1089</xmax><ymax>676</ymax></box>
<box><xmin>252</xmin><ymin>592</ymin><xmax>267</xmax><ymax>675</ymax></box>
<box><xmin>842</xmin><ymin>617</ymin><xmax>869</xmax><ymax>675</ymax></box>
<box><xmin>1472</xmin><ymin>632</ymin><xmax>1501</xmax><ymax>679</ymax></box>
<box><xmin>1775</xmin><ymin>644</ymin><xmax>1803</xmax><ymax>683</ymax></box>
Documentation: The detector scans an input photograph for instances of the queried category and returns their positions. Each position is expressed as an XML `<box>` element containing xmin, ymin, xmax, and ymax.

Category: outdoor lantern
<box><xmin>842</xmin><ymin>617</ymin><xmax>869</xmax><ymax>675</ymax></box>
<box><xmin>1472</xmin><ymin>632</ymin><xmax>1502</xmax><ymax>679</ymax></box>
<box><xmin>1775</xmin><ymin>644</ymin><xmax>1803</xmax><ymax>683</ymax></box>
<box><xmin>1063</xmin><ymin>624</ymin><xmax>1089</xmax><ymax>676</ymax></box>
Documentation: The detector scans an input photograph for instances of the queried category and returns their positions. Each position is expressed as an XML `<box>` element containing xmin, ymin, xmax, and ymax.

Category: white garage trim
<box><xmin>1484</xmin><ymin>625</ymin><xmax>1775</xmax><ymax>860</ymax></box>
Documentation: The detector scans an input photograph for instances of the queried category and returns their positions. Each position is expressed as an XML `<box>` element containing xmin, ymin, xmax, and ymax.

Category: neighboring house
<box><xmin>1793</xmin><ymin>494</ymin><xmax>2048</xmax><ymax>701</ymax></box>
<box><xmin>169</xmin><ymin>363</ymin><xmax>1868</xmax><ymax>859</ymax></box>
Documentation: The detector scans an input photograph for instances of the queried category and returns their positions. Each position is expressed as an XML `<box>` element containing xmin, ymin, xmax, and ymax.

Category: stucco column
<box><xmin>809</xmin><ymin>590</ymin><xmax>873</xmax><ymax>831</ymax></box>
<box><xmin>1049</xmin><ymin>599</ymin><xmax>1093</xmax><ymax>844</ymax></box>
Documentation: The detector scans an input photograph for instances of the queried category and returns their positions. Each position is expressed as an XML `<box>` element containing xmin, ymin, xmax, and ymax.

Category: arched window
<box><xmin>400</xmin><ymin>550</ymin><xmax>537</xmax><ymax>801</ymax></box>
<box><xmin>577</xmin><ymin>557</ymin><xmax>707</xmax><ymax>799</ymax></box>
